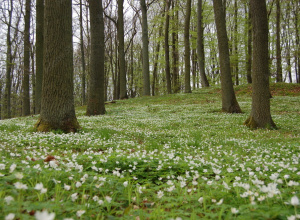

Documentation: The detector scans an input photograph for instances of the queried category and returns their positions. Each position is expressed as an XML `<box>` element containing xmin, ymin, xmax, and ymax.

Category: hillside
<box><xmin>0</xmin><ymin>83</ymin><xmax>299</xmax><ymax>219</ymax></box>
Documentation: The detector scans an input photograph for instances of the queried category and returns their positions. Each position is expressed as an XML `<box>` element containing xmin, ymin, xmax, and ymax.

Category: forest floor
<box><xmin>0</xmin><ymin>83</ymin><xmax>299</xmax><ymax>219</ymax></box>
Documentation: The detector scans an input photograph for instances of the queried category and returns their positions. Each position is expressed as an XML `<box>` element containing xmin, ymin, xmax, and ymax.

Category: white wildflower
<box><xmin>35</xmin><ymin>210</ymin><xmax>55</xmax><ymax>220</ymax></box>
<box><xmin>105</xmin><ymin>196</ymin><xmax>112</xmax><ymax>203</ymax></box>
<box><xmin>5</xmin><ymin>213</ymin><xmax>15</xmax><ymax>220</ymax></box>
<box><xmin>76</xmin><ymin>210</ymin><xmax>85</xmax><ymax>217</ymax></box>
<box><xmin>231</xmin><ymin>207</ymin><xmax>239</xmax><ymax>214</ymax></box>
<box><xmin>4</xmin><ymin>196</ymin><xmax>14</xmax><ymax>205</ymax></box>
<box><xmin>157</xmin><ymin>190</ymin><xmax>164</xmax><ymax>199</ymax></box>
<box><xmin>291</xmin><ymin>196</ymin><xmax>299</xmax><ymax>206</ymax></box>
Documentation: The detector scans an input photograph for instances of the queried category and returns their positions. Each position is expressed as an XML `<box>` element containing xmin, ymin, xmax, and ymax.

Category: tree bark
<box><xmin>172</xmin><ymin>0</ymin><xmax>180</xmax><ymax>93</ymax></box>
<box><xmin>86</xmin><ymin>0</ymin><xmax>106</xmax><ymax>116</ymax></box>
<box><xmin>197</xmin><ymin>0</ymin><xmax>209</xmax><ymax>87</ymax></box>
<box><xmin>184</xmin><ymin>0</ymin><xmax>192</xmax><ymax>93</ymax></box>
<box><xmin>79</xmin><ymin>0</ymin><xmax>86</xmax><ymax>105</ymax></box>
<box><xmin>3</xmin><ymin>0</ymin><xmax>14</xmax><ymax>119</ymax></box>
<box><xmin>35</xmin><ymin>0</ymin><xmax>80</xmax><ymax>132</ymax></box>
<box><xmin>164</xmin><ymin>0</ymin><xmax>172</xmax><ymax>94</ymax></box>
<box><xmin>152</xmin><ymin>26</ymin><xmax>163</xmax><ymax>96</ymax></box>
<box><xmin>233</xmin><ymin>0</ymin><xmax>239</xmax><ymax>86</ymax></box>
<box><xmin>275</xmin><ymin>0</ymin><xmax>282</xmax><ymax>82</ymax></box>
<box><xmin>36</xmin><ymin>0</ymin><xmax>44</xmax><ymax>114</ymax></box>
<box><xmin>246</xmin><ymin>2</ymin><xmax>252</xmax><ymax>84</ymax></box>
<box><xmin>140</xmin><ymin>0</ymin><xmax>151</xmax><ymax>96</ymax></box>
<box><xmin>213</xmin><ymin>0</ymin><xmax>241</xmax><ymax>113</ymax></box>
<box><xmin>22</xmin><ymin>0</ymin><xmax>31</xmax><ymax>116</ymax></box>
<box><xmin>244</xmin><ymin>0</ymin><xmax>276</xmax><ymax>129</ymax></box>
<box><xmin>118</xmin><ymin>0</ymin><xmax>128</xmax><ymax>99</ymax></box>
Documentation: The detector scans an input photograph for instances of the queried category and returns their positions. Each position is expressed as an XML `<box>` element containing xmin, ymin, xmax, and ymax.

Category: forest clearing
<box><xmin>0</xmin><ymin>84</ymin><xmax>299</xmax><ymax>219</ymax></box>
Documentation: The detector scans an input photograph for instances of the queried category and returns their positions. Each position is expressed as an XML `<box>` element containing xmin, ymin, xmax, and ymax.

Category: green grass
<box><xmin>0</xmin><ymin>83</ymin><xmax>299</xmax><ymax>219</ymax></box>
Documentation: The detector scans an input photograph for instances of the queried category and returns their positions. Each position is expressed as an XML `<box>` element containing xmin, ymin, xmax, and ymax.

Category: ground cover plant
<box><xmin>0</xmin><ymin>83</ymin><xmax>299</xmax><ymax>220</ymax></box>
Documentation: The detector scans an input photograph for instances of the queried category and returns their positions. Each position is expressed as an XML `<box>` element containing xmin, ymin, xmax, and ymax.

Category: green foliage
<box><xmin>0</xmin><ymin>84</ymin><xmax>299</xmax><ymax>219</ymax></box>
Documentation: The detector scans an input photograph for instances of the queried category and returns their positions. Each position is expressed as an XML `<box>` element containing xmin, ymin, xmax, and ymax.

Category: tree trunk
<box><xmin>86</xmin><ymin>0</ymin><xmax>106</xmax><ymax>116</ymax></box>
<box><xmin>79</xmin><ymin>0</ymin><xmax>86</xmax><ymax>105</ymax></box>
<box><xmin>3</xmin><ymin>0</ymin><xmax>14</xmax><ymax>119</ymax></box>
<box><xmin>118</xmin><ymin>0</ymin><xmax>128</xmax><ymax>99</ymax></box>
<box><xmin>275</xmin><ymin>0</ymin><xmax>282</xmax><ymax>83</ymax></box>
<box><xmin>244</xmin><ymin>0</ymin><xmax>276</xmax><ymax>129</ymax></box>
<box><xmin>35</xmin><ymin>0</ymin><xmax>80</xmax><ymax>132</ymax></box>
<box><xmin>140</xmin><ymin>0</ymin><xmax>151</xmax><ymax>96</ymax></box>
<box><xmin>172</xmin><ymin>0</ymin><xmax>180</xmax><ymax>93</ymax></box>
<box><xmin>152</xmin><ymin>26</ymin><xmax>163</xmax><ymax>96</ymax></box>
<box><xmin>22</xmin><ymin>0</ymin><xmax>31</xmax><ymax>116</ymax></box>
<box><xmin>184</xmin><ymin>0</ymin><xmax>192</xmax><ymax>93</ymax></box>
<box><xmin>213</xmin><ymin>0</ymin><xmax>241</xmax><ymax>113</ymax></box>
<box><xmin>164</xmin><ymin>0</ymin><xmax>172</xmax><ymax>94</ymax></box>
<box><xmin>246</xmin><ymin>2</ymin><xmax>252</xmax><ymax>84</ymax></box>
<box><xmin>233</xmin><ymin>0</ymin><xmax>239</xmax><ymax>86</ymax></box>
<box><xmin>294</xmin><ymin>1</ymin><xmax>300</xmax><ymax>83</ymax></box>
<box><xmin>197</xmin><ymin>0</ymin><xmax>209</xmax><ymax>87</ymax></box>
<box><xmin>35</xmin><ymin>0</ymin><xmax>44</xmax><ymax>114</ymax></box>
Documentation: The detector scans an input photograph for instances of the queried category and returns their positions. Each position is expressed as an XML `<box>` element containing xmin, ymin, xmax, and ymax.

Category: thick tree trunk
<box><xmin>35</xmin><ymin>0</ymin><xmax>80</xmax><ymax>132</ymax></box>
<box><xmin>35</xmin><ymin>0</ymin><xmax>44</xmax><ymax>114</ymax></box>
<box><xmin>197</xmin><ymin>0</ymin><xmax>209</xmax><ymax>87</ymax></box>
<box><xmin>184</xmin><ymin>0</ymin><xmax>192</xmax><ymax>93</ymax></box>
<box><xmin>275</xmin><ymin>0</ymin><xmax>282</xmax><ymax>83</ymax></box>
<box><xmin>86</xmin><ymin>0</ymin><xmax>106</xmax><ymax>116</ymax></box>
<box><xmin>79</xmin><ymin>0</ymin><xmax>86</xmax><ymax>105</ymax></box>
<box><xmin>164</xmin><ymin>0</ymin><xmax>172</xmax><ymax>94</ymax></box>
<box><xmin>213</xmin><ymin>0</ymin><xmax>241</xmax><ymax>113</ymax></box>
<box><xmin>244</xmin><ymin>0</ymin><xmax>276</xmax><ymax>129</ymax></box>
<box><xmin>140</xmin><ymin>0</ymin><xmax>150</xmax><ymax>96</ymax></box>
<box><xmin>22</xmin><ymin>0</ymin><xmax>31</xmax><ymax>116</ymax></box>
<box><xmin>118</xmin><ymin>0</ymin><xmax>128</xmax><ymax>99</ymax></box>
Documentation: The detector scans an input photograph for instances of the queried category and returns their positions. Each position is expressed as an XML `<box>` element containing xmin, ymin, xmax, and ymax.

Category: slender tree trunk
<box><xmin>3</xmin><ymin>0</ymin><xmax>13</xmax><ymax>119</ymax></box>
<box><xmin>213</xmin><ymin>0</ymin><xmax>241</xmax><ymax>113</ymax></box>
<box><xmin>197</xmin><ymin>0</ymin><xmax>209</xmax><ymax>87</ymax></box>
<box><xmin>31</xmin><ymin>45</ymin><xmax>36</xmax><ymax>114</ymax></box>
<box><xmin>233</xmin><ymin>0</ymin><xmax>239</xmax><ymax>86</ymax></box>
<box><xmin>36</xmin><ymin>0</ymin><xmax>44</xmax><ymax>114</ymax></box>
<box><xmin>276</xmin><ymin>0</ymin><xmax>282</xmax><ymax>82</ymax></box>
<box><xmin>184</xmin><ymin>0</ymin><xmax>192</xmax><ymax>93</ymax></box>
<box><xmin>152</xmin><ymin>26</ymin><xmax>163</xmax><ymax>96</ymax></box>
<box><xmin>295</xmin><ymin>2</ymin><xmax>300</xmax><ymax>83</ymax></box>
<box><xmin>244</xmin><ymin>0</ymin><xmax>276</xmax><ymax>129</ymax></box>
<box><xmin>164</xmin><ymin>0</ymin><xmax>172</xmax><ymax>94</ymax></box>
<box><xmin>86</xmin><ymin>0</ymin><xmax>106</xmax><ymax>116</ymax></box>
<box><xmin>22</xmin><ymin>0</ymin><xmax>31</xmax><ymax>116</ymax></box>
<box><xmin>140</xmin><ymin>0</ymin><xmax>151</xmax><ymax>96</ymax></box>
<box><xmin>118</xmin><ymin>0</ymin><xmax>128</xmax><ymax>99</ymax></box>
<box><xmin>246</xmin><ymin>2</ymin><xmax>252</xmax><ymax>84</ymax></box>
<box><xmin>172</xmin><ymin>0</ymin><xmax>180</xmax><ymax>93</ymax></box>
<box><xmin>79</xmin><ymin>0</ymin><xmax>86</xmax><ymax>105</ymax></box>
<box><xmin>35</xmin><ymin>0</ymin><xmax>80</xmax><ymax>132</ymax></box>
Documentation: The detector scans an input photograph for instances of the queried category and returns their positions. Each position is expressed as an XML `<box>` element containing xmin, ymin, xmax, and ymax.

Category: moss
<box><xmin>34</xmin><ymin>117</ymin><xmax>81</xmax><ymax>133</ymax></box>
<box><xmin>244</xmin><ymin>116</ymin><xmax>277</xmax><ymax>130</ymax></box>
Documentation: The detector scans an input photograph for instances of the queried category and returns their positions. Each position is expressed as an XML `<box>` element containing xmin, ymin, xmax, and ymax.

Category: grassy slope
<box><xmin>0</xmin><ymin>83</ymin><xmax>299</xmax><ymax>219</ymax></box>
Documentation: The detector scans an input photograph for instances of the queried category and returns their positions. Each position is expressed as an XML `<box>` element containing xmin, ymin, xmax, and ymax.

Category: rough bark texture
<box><xmin>244</xmin><ymin>0</ymin><xmax>276</xmax><ymax>129</ymax></box>
<box><xmin>35</xmin><ymin>0</ymin><xmax>80</xmax><ymax>132</ymax></box>
<box><xmin>213</xmin><ymin>0</ymin><xmax>242</xmax><ymax>113</ymax></box>
<box><xmin>164</xmin><ymin>0</ymin><xmax>172</xmax><ymax>94</ymax></box>
<box><xmin>141</xmin><ymin>0</ymin><xmax>150</xmax><ymax>96</ymax></box>
<box><xmin>197</xmin><ymin>0</ymin><xmax>210</xmax><ymax>88</ymax></box>
<box><xmin>233</xmin><ymin>0</ymin><xmax>239</xmax><ymax>86</ymax></box>
<box><xmin>35</xmin><ymin>0</ymin><xmax>44</xmax><ymax>114</ymax></box>
<box><xmin>184</xmin><ymin>0</ymin><xmax>192</xmax><ymax>93</ymax></box>
<box><xmin>22</xmin><ymin>0</ymin><xmax>31</xmax><ymax>116</ymax></box>
<box><xmin>80</xmin><ymin>0</ymin><xmax>86</xmax><ymax>105</ymax></box>
<box><xmin>86</xmin><ymin>0</ymin><xmax>106</xmax><ymax>116</ymax></box>
<box><xmin>276</xmin><ymin>0</ymin><xmax>282</xmax><ymax>83</ymax></box>
<box><xmin>118</xmin><ymin>0</ymin><xmax>128</xmax><ymax>99</ymax></box>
